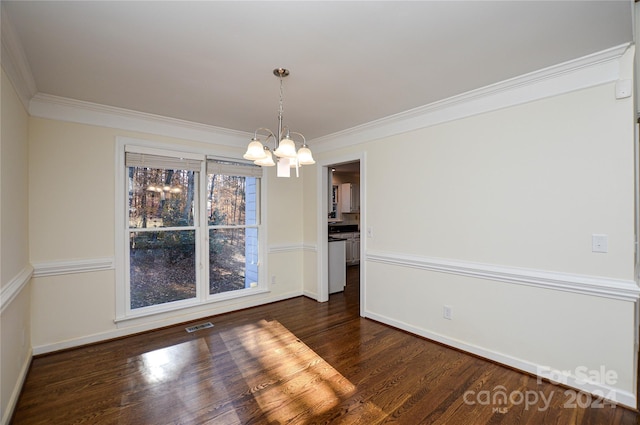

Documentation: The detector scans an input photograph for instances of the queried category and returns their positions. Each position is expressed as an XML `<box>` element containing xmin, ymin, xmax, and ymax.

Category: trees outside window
<box><xmin>121</xmin><ymin>146</ymin><xmax>262</xmax><ymax>318</ymax></box>
<box><xmin>207</xmin><ymin>173</ymin><xmax>259</xmax><ymax>295</ymax></box>
<box><xmin>128</xmin><ymin>166</ymin><xmax>197</xmax><ymax>308</ymax></box>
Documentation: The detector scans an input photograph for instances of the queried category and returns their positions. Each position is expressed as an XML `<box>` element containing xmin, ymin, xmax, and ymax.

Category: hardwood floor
<box><xmin>12</xmin><ymin>266</ymin><xmax>639</xmax><ymax>424</ymax></box>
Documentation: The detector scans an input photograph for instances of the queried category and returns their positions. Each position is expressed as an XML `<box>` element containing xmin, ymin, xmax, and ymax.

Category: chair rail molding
<box><xmin>32</xmin><ymin>257</ymin><xmax>115</xmax><ymax>278</ymax></box>
<box><xmin>268</xmin><ymin>243</ymin><xmax>317</xmax><ymax>254</ymax></box>
<box><xmin>1</xmin><ymin>265</ymin><xmax>34</xmax><ymax>313</ymax></box>
<box><xmin>367</xmin><ymin>250</ymin><xmax>640</xmax><ymax>302</ymax></box>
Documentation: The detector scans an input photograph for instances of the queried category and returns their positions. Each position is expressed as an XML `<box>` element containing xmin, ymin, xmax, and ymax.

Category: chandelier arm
<box><xmin>246</xmin><ymin>68</ymin><xmax>312</xmax><ymax>176</ymax></box>
<box><xmin>288</xmin><ymin>131</ymin><xmax>307</xmax><ymax>146</ymax></box>
<box><xmin>253</xmin><ymin>128</ymin><xmax>276</xmax><ymax>143</ymax></box>
<box><xmin>263</xmin><ymin>133</ymin><xmax>275</xmax><ymax>147</ymax></box>
<box><xmin>254</xmin><ymin>127</ymin><xmax>275</xmax><ymax>138</ymax></box>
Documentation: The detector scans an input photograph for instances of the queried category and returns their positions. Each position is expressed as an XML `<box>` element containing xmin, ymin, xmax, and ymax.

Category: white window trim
<box><xmin>114</xmin><ymin>137</ymin><xmax>268</xmax><ymax>323</ymax></box>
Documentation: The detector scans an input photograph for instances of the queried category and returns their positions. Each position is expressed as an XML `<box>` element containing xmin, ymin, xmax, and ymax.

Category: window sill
<box><xmin>114</xmin><ymin>287</ymin><xmax>270</xmax><ymax>326</ymax></box>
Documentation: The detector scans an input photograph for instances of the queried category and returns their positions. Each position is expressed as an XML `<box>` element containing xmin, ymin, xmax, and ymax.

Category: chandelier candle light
<box><xmin>243</xmin><ymin>68</ymin><xmax>315</xmax><ymax>178</ymax></box>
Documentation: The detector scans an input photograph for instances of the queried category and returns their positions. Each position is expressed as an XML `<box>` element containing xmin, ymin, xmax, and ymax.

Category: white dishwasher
<box><xmin>328</xmin><ymin>238</ymin><xmax>346</xmax><ymax>293</ymax></box>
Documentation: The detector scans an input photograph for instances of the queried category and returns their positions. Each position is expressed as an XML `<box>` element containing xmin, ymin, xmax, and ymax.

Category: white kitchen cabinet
<box><xmin>341</xmin><ymin>183</ymin><xmax>359</xmax><ymax>213</ymax></box>
<box><xmin>343</xmin><ymin>232</ymin><xmax>360</xmax><ymax>265</ymax></box>
<box><xmin>351</xmin><ymin>235</ymin><xmax>360</xmax><ymax>264</ymax></box>
<box><xmin>328</xmin><ymin>239</ymin><xmax>346</xmax><ymax>293</ymax></box>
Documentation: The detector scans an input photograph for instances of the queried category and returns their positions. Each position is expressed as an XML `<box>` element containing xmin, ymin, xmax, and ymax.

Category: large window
<box><xmin>118</xmin><ymin>144</ymin><xmax>263</xmax><ymax>319</ymax></box>
<box><xmin>206</xmin><ymin>161</ymin><xmax>260</xmax><ymax>296</ymax></box>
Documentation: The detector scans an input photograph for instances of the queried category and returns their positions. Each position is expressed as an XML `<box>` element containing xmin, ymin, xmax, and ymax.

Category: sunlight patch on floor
<box><xmin>126</xmin><ymin>338</ymin><xmax>243</xmax><ymax>424</ymax></box>
<box><xmin>138</xmin><ymin>340</ymin><xmax>199</xmax><ymax>384</ymax></box>
<box><xmin>220</xmin><ymin>319</ymin><xmax>358</xmax><ymax>421</ymax></box>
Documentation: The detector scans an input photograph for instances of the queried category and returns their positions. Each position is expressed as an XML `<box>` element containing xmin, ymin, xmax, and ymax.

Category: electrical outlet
<box><xmin>443</xmin><ymin>305</ymin><xmax>453</xmax><ymax>320</ymax></box>
<box><xmin>271</xmin><ymin>275</ymin><xmax>276</xmax><ymax>285</ymax></box>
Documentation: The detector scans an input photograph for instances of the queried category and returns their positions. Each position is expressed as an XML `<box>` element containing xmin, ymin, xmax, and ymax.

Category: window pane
<box><xmin>209</xmin><ymin>228</ymin><xmax>258</xmax><ymax>295</ymax></box>
<box><xmin>206</xmin><ymin>175</ymin><xmax>257</xmax><ymax>226</ymax></box>
<box><xmin>130</xmin><ymin>230</ymin><xmax>196</xmax><ymax>308</ymax></box>
<box><xmin>129</xmin><ymin>167</ymin><xmax>196</xmax><ymax>228</ymax></box>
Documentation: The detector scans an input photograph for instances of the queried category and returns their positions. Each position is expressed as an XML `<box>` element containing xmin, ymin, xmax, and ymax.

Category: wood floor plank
<box><xmin>11</xmin><ymin>266</ymin><xmax>640</xmax><ymax>424</ymax></box>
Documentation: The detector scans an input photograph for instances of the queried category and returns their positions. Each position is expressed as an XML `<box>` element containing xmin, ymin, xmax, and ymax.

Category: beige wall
<box><xmin>301</xmin><ymin>163</ymin><xmax>319</xmax><ymax>298</ymax></box>
<box><xmin>366</xmin><ymin>82</ymin><xmax>634</xmax><ymax>278</ymax></box>
<box><xmin>1</xmin><ymin>69</ymin><xmax>32</xmax><ymax>424</ymax></box>
<box><xmin>1</xmin><ymin>72</ymin><xmax>30</xmax><ymax>284</ymax></box>
<box><xmin>28</xmin><ymin>118</ymin><xmax>305</xmax><ymax>352</ymax></box>
<box><xmin>310</xmin><ymin>79</ymin><xmax>638</xmax><ymax>404</ymax></box>
<box><xmin>4</xmin><ymin>41</ymin><xmax>639</xmax><ymax>414</ymax></box>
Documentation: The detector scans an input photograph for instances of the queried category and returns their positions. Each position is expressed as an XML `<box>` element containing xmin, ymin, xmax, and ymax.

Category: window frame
<box><xmin>204</xmin><ymin>161</ymin><xmax>262</xmax><ymax>301</ymax></box>
<box><xmin>115</xmin><ymin>138</ymin><xmax>267</xmax><ymax>323</ymax></box>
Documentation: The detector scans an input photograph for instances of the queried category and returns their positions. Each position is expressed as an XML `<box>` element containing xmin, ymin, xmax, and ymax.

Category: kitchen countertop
<box><xmin>328</xmin><ymin>224</ymin><xmax>359</xmax><ymax>234</ymax></box>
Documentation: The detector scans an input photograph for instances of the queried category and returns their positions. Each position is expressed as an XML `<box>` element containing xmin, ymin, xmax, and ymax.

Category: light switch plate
<box><xmin>592</xmin><ymin>234</ymin><xmax>608</xmax><ymax>253</ymax></box>
<box><xmin>615</xmin><ymin>79</ymin><xmax>632</xmax><ymax>99</ymax></box>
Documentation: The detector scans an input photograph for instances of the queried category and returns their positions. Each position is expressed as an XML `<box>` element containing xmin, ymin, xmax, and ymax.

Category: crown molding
<box><xmin>1</xmin><ymin>5</ymin><xmax>252</xmax><ymax>148</ymax></box>
<box><xmin>29</xmin><ymin>93</ymin><xmax>253</xmax><ymax>147</ymax></box>
<box><xmin>2</xmin><ymin>15</ymin><xmax>630</xmax><ymax>153</ymax></box>
<box><xmin>1</xmin><ymin>4</ymin><xmax>37</xmax><ymax>110</ymax></box>
<box><xmin>311</xmin><ymin>43</ymin><xmax>631</xmax><ymax>152</ymax></box>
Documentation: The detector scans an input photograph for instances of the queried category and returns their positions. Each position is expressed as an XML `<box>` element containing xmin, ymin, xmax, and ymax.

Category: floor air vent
<box><xmin>185</xmin><ymin>322</ymin><xmax>214</xmax><ymax>333</ymax></box>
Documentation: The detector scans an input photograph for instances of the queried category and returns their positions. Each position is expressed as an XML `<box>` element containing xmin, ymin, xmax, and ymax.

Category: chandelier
<box><xmin>243</xmin><ymin>68</ymin><xmax>315</xmax><ymax>178</ymax></box>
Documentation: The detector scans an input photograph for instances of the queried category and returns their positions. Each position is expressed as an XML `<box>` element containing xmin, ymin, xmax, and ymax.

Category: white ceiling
<box><xmin>2</xmin><ymin>1</ymin><xmax>634</xmax><ymax>141</ymax></box>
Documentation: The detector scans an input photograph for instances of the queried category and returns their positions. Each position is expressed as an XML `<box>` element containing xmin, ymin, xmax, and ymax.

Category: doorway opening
<box><xmin>327</xmin><ymin>160</ymin><xmax>361</xmax><ymax>308</ymax></box>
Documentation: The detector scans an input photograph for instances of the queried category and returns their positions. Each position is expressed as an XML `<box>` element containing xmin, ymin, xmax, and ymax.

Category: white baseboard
<box><xmin>33</xmin><ymin>290</ymin><xmax>303</xmax><ymax>355</ymax></box>
<box><xmin>1</xmin><ymin>348</ymin><xmax>32</xmax><ymax>425</ymax></box>
<box><xmin>302</xmin><ymin>289</ymin><xmax>319</xmax><ymax>300</ymax></box>
<box><xmin>364</xmin><ymin>310</ymin><xmax>636</xmax><ymax>409</ymax></box>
